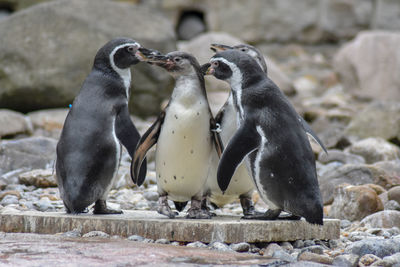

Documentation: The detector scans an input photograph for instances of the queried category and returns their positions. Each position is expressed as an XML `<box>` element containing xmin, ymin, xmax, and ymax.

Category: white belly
<box><xmin>156</xmin><ymin>101</ymin><xmax>212</xmax><ymax>202</ymax></box>
<box><xmin>206</xmin><ymin>100</ymin><xmax>255</xmax><ymax>207</ymax></box>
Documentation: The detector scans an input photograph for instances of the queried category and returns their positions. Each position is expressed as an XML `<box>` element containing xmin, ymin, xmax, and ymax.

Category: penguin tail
<box><xmin>174</xmin><ymin>201</ymin><xmax>188</xmax><ymax>212</ymax></box>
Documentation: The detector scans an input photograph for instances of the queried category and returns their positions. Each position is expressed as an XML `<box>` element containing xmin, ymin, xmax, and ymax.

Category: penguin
<box><xmin>206</xmin><ymin>50</ymin><xmax>323</xmax><ymax>225</ymax></box>
<box><xmin>56</xmin><ymin>38</ymin><xmax>147</xmax><ymax>214</ymax></box>
<box><xmin>132</xmin><ymin>48</ymin><xmax>223</xmax><ymax>219</ymax></box>
<box><xmin>210</xmin><ymin>43</ymin><xmax>327</xmax><ymax>153</ymax></box>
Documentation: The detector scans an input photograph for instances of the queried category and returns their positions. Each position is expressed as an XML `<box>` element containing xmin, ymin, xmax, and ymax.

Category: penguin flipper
<box><xmin>298</xmin><ymin>116</ymin><xmax>328</xmax><ymax>154</ymax></box>
<box><xmin>217</xmin><ymin>123</ymin><xmax>260</xmax><ymax>192</ymax></box>
<box><xmin>131</xmin><ymin>111</ymin><xmax>165</xmax><ymax>186</ymax></box>
<box><xmin>210</xmin><ymin>117</ymin><xmax>224</xmax><ymax>157</ymax></box>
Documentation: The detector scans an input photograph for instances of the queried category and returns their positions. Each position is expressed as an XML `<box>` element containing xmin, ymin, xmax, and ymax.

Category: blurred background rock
<box><xmin>1</xmin><ymin>0</ymin><xmax>400</xmax><ymax>228</ymax></box>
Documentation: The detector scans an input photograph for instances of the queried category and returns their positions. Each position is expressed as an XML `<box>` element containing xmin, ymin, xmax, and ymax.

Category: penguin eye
<box><xmin>212</xmin><ymin>61</ymin><xmax>219</xmax><ymax>67</ymax></box>
<box><xmin>126</xmin><ymin>46</ymin><xmax>135</xmax><ymax>53</ymax></box>
<box><xmin>174</xmin><ymin>57</ymin><xmax>181</xmax><ymax>63</ymax></box>
<box><xmin>240</xmin><ymin>48</ymin><xmax>247</xmax><ymax>52</ymax></box>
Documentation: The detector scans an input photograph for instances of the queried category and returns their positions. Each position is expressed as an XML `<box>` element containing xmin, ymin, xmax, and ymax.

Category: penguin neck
<box><xmin>171</xmin><ymin>74</ymin><xmax>205</xmax><ymax>107</ymax></box>
<box><xmin>227</xmin><ymin>70</ymin><xmax>245</xmax><ymax>122</ymax></box>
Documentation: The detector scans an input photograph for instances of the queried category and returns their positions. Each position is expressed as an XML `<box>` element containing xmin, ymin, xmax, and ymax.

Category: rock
<box><xmin>230</xmin><ymin>242</ymin><xmax>250</xmax><ymax>253</ymax></box>
<box><xmin>280</xmin><ymin>241</ymin><xmax>293</xmax><ymax>252</ymax></box>
<box><xmin>82</xmin><ymin>231</ymin><xmax>110</xmax><ymax>238</ymax></box>
<box><xmin>358</xmin><ymin>254</ymin><xmax>382</xmax><ymax>267</ymax></box>
<box><xmin>300</xmin><ymin>245</ymin><xmax>324</xmax><ymax>255</ymax></box>
<box><xmin>372</xmin><ymin>160</ymin><xmax>400</xmax><ymax>189</ymax></box>
<box><xmin>264</xmin><ymin>243</ymin><xmax>284</xmax><ymax>257</ymax></box>
<box><xmin>155</xmin><ymin>239</ymin><xmax>170</xmax><ymax>245</ymax></box>
<box><xmin>143</xmin><ymin>191</ymin><xmax>159</xmax><ymax>202</ymax></box>
<box><xmin>293</xmin><ymin>240</ymin><xmax>305</xmax><ymax>249</ymax></box>
<box><xmin>319</xmin><ymin>164</ymin><xmax>384</xmax><ymax>204</ymax></box>
<box><xmin>186</xmin><ymin>241</ymin><xmax>207</xmax><ymax>248</ymax></box>
<box><xmin>0</xmin><ymin>190</ymin><xmax>21</xmax><ymax>201</ymax></box>
<box><xmin>303</xmin><ymin>240</ymin><xmax>316</xmax><ymax>247</ymax></box>
<box><xmin>361</xmin><ymin>210</ymin><xmax>400</xmax><ymax>229</ymax></box>
<box><xmin>127</xmin><ymin>235</ymin><xmax>144</xmax><ymax>242</ymax></box>
<box><xmin>297</xmin><ymin>251</ymin><xmax>333</xmax><ymax>265</ymax></box>
<box><xmin>330</xmin><ymin>183</ymin><xmax>384</xmax><ymax>221</ymax></box>
<box><xmin>18</xmin><ymin>169</ymin><xmax>57</xmax><ymax>188</ymax></box>
<box><xmin>347</xmin><ymin>238</ymin><xmax>400</xmax><ymax>258</ymax></box>
<box><xmin>0</xmin><ymin>109</ymin><xmax>32</xmax><ymax>138</ymax></box>
<box><xmin>176</xmin><ymin>14</ymin><xmax>206</xmax><ymax>40</ymax></box>
<box><xmin>34</xmin><ymin>197</ymin><xmax>54</xmax><ymax>212</ymax></box>
<box><xmin>345</xmin><ymin>101</ymin><xmax>400</xmax><ymax>141</ymax></box>
<box><xmin>341</xmin><ymin>220</ymin><xmax>352</xmax><ymax>229</ymax></box>
<box><xmin>209</xmin><ymin>242</ymin><xmax>231</xmax><ymax>252</ymax></box>
<box><xmin>0</xmin><ymin>137</ymin><xmax>57</xmax><ymax>176</ymax></box>
<box><xmin>0</xmin><ymin>195</ymin><xmax>19</xmax><ymax>206</ymax></box>
<box><xmin>271</xmin><ymin>250</ymin><xmax>296</xmax><ymax>262</ymax></box>
<box><xmin>332</xmin><ymin>253</ymin><xmax>360</xmax><ymax>267</ymax></box>
<box><xmin>178</xmin><ymin>32</ymin><xmax>295</xmax><ymax>96</ymax></box>
<box><xmin>384</xmin><ymin>200</ymin><xmax>400</xmax><ymax>211</ymax></box>
<box><xmin>318</xmin><ymin>149</ymin><xmax>365</xmax><ymax>165</ymax></box>
<box><xmin>62</xmin><ymin>228</ymin><xmax>82</xmax><ymax>238</ymax></box>
<box><xmin>388</xmin><ymin>186</ymin><xmax>400</xmax><ymax>204</ymax></box>
<box><xmin>372</xmin><ymin>252</ymin><xmax>400</xmax><ymax>267</ymax></box>
<box><xmin>27</xmin><ymin>109</ymin><xmax>68</xmax><ymax>139</ymax></box>
<box><xmin>0</xmin><ymin>0</ymin><xmax>175</xmax><ymax>116</ymax></box>
<box><xmin>372</xmin><ymin>1</ymin><xmax>400</xmax><ymax>32</ymax></box>
<box><xmin>346</xmin><ymin>137</ymin><xmax>400</xmax><ymax>164</ymax></box>
<box><xmin>334</xmin><ymin>31</ymin><xmax>400</xmax><ymax>101</ymax></box>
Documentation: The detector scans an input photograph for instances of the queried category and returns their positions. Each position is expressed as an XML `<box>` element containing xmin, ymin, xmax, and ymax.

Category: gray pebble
<box><xmin>272</xmin><ymin>250</ymin><xmax>296</xmax><ymax>262</ymax></box>
<box><xmin>300</xmin><ymin>245</ymin><xmax>324</xmax><ymax>255</ymax></box>
<box><xmin>82</xmin><ymin>231</ymin><xmax>109</xmax><ymax>238</ymax></box>
<box><xmin>62</xmin><ymin>228</ymin><xmax>82</xmax><ymax>238</ymax></box>
<box><xmin>127</xmin><ymin>235</ymin><xmax>144</xmax><ymax>242</ymax></box>
<box><xmin>186</xmin><ymin>241</ymin><xmax>207</xmax><ymax>248</ymax></box>
<box><xmin>303</xmin><ymin>240</ymin><xmax>316</xmax><ymax>247</ymax></box>
<box><xmin>332</xmin><ymin>254</ymin><xmax>360</xmax><ymax>267</ymax></box>
<box><xmin>209</xmin><ymin>241</ymin><xmax>231</xmax><ymax>251</ymax></box>
<box><xmin>143</xmin><ymin>191</ymin><xmax>159</xmax><ymax>202</ymax></box>
<box><xmin>230</xmin><ymin>242</ymin><xmax>250</xmax><ymax>252</ymax></box>
<box><xmin>34</xmin><ymin>197</ymin><xmax>54</xmax><ymax>212</ymax></box>
<box><xmin>347</xmin><ymin>238</ymin><xmax>400</xmax><ymax>258</ymax></box>
<box><xmin>280</xmin><ymin>241</ymin><xmax>293</xmax><ymax>252</ymax></box>
<box><xmin>293</xmin><ymin>240</ymin><xmax>304</xmax><ymax>248</ymax></box>
<box><xmin>340</xmin><ymin>219</ymin><xmax>352</xmax><ymax>229</ymax></box>
<box><xmin>170</xmin><ymin>241</ymin><xmax>180</xmax><ymax>246</ymax></box>
<box><xmin>384</xmin><ymin>200</ymin><xmax>400</xmax><ymax>211</ymax></box>
<box><xmin>142</xmin><ymin>238</ymin><xmax>154</xmax><ymax>243</ymax></box>
<box><xmin>0</xmin><ymin>195</ymin><xmax>19</xmax><ymax>206</ymax></box>
<box><xmin>155</xmin><ymin>238</ymin><xmax>170</xmax><ymax>244</ymax></box>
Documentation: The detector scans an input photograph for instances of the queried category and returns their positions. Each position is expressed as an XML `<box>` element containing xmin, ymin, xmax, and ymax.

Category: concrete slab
<box><xmin>0</xmin><ymin>210</ymin><xmax>340</xmax><ymax>243</ymax></box>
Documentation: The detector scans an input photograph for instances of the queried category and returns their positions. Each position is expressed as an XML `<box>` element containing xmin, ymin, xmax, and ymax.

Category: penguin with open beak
<box><xmin>131</xmin><ymin>48</ymin><xmax>223</xmax><ymax>219</ymax></box>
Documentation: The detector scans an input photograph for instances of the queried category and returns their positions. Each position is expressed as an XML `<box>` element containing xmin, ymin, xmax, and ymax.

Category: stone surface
<box><xmin>0</xmin><ymin>210</ymin><xmax>340</xmax><ymax>243</ymax></box>
<box><xmin>388</xmin><ymin>186</ymin><xmax>400</xmax><ymax>204</ymax></box>
<box><xmin>0</xmin><ymin>232</ymin><xmax>277</xmax><ymax>266</ymax></box>
<box><xmin>318</xmin><ymin>149</ymin><xmax>365</xmax><ymax>165</ymax></box>
<box><xmin>330</xmin><ymin>184</ymin><xmax>383</xmax><ymax>221</ymax></box>
<box><xmin>347</xmin><ymin>238</ymin><xmax>400</xmax><ymax>258</ymax></box>
<box><xmin>334</xmin><ymin>31</ymin><xmax>400</xmax><ymax>101</ymax></box>
<box><xmin>0</xmin><ymin>0</ymin><xmax>175</xmax><ymax>116</ymax></box>
<box><xmin>332</xmin><ymin>253</ymin><xmax>360</xmax><ymax>267</ymax></box>
<box><xmin>27</xmin><ymin>108</ymin><xmax>68</xmax><ymax>139</ymax></box>
<box><xmin>297</xmin><ymin>251</ymin><xmax>333</xmax><ymax>265</ymax></box>
<box><xmin>358</xmin><ymin>254</ymin><xmax>382</xmax><ymax>267</ymax></box>
<box><xmin>18</xmin><ymin>169</ymin><xmax>57</xmax><ymax>188</ymax></box>
<box><xmin>178</xmin><ymin>32</ymin><xmax>295</xmax><ymax>96</ymax></box>
<box><xmin>372</xmin><ymin>252</ymin><xmax>400</xmax><ymax>267</ymax></box>
<box><xmin>345</xmin><ymin>101</ymin><xmax>400</xmax><ymax>141</ymax></box>
<box><xmin>230</xmin><ymin>242</ymin><xmax>250</xmax><ymax>252</ymax></box>
<box><xmin>0</xmin><ymin>137</ymin><xmax>57</xmax><ymax>177</ymax></box>
<box><xmin>346</xmin><ymin>137</ymin><xmax>400</xmax><ymax>164</ymax></box>
<box><xmin>361</xmin><ymin>210</ymin><xmax>400</xmax><ymax>229</ymax></box>
<box><xmin>0</xmin><ymin>109</ymin><xmax>32</xmax><ymax>138</ymax></box>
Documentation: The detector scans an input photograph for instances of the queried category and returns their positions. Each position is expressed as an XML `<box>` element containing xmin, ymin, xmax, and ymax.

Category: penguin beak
<box><xmin>143</xmin><ymin>54</ymin><xmax>175</xmax><ymax>70</ymax></box>
<box><xmin>210</xmin><ymin>43</ymin><xmax>233</xmax><ymax>52</ymax></box>
<box><xmin>205</xmin><ymin>64</ymin><xmax>215</xmax><ymax>75</ymax></box>
<box><xmin>135</xmin><ymin>47</ymin><xmax>162</xmax><ymax>62</ymax></box>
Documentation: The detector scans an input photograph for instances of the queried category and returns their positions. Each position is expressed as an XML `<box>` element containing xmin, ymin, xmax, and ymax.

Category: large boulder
<box><xmin>0</xmin><ymin>109</ymin><xmax>32</xmax><ymax>138</ymax></box>
<box><xmin>0</xmin><ymin>0</ymin><xmax>176</xmax><ymax>116</ymax></box>
<box><xmin>345</xmin><ymin>101</ymin><xmax>400</xmax><ymax>141</ymax></box>
<box><xmin>333</xmin><ymin>31</ymin><xmax>400</xmax><ymax>101</ymax></box>
<box><xmin>346</xmin><ymin>137</ymin><xmax>400</xmax><ymax>164</ymax></box>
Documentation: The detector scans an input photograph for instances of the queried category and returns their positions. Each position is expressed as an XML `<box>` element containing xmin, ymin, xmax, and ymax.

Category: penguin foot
<box><xmin>241</xmin><ymin>209</ymin><xmax>281</xmax><ymax>220</ymax></box>
<box><xmin>186</xmin><ymin>208</ymin><xmax>212</xmax><ymax>219</ymax></box>
<box><xmin>240</xmin><ymin>195</ymin><xmax>263</xmax><ymax>216</ymax></box>
<box><xmin>278</xmin><ymin>213</ymin><xmax>301</xmax><ymax>221</ymax></box>
<box><xmin>93</xmin><ymin>200</ymin><xmax>123</xmax><ymax>215</ymax></box>
<box><xmin>158</xmin><ymin>195</ymin><xmax>177</xmax><ymax>218</ymax></box>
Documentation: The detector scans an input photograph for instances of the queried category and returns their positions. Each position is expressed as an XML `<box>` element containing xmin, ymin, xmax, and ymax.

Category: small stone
<box><xmin>346</xmin><ymin>137</ymin><xmax>400</xmax><ymax>164</ymax></box>
<box><xmin>341</xmin><ymin>219</ymin><xmax>352</xmax><ymax>229</ymax></box>
<box><xmin>0</xmin><ymin>190</ymin><xmax>21</xmax><ymax>201</ymax></box>
<box><xmin>372</xmin><ymin>252</ymin><xmax>400</xmax><ymax>267</ymax></box>
<box><xmin>186</xmin><ymin>241</ymin><xmax>208</xmax><ymax>248</ymax></box>
<box><xmin>33</xmin><ymin>197</ymin><xmax>54</xmax><ymax>212</ymax></box>
<box><xmin>358</xmin><ymin>254</ymin><xmax>382</xmax><ymax>266</ymax></box>
<box><xmin>347</xmin><ymin>238</ymin><xmax>400</xmax><ymax>258</ymax></box>
<box><xmin>19</xmin><ymin>169</ymin><xmax>57</xmax><ymax>188</ymax></box>
<box><xmin>300</xmin><ymin>245</ymin><xmax>324</xmax><ymax>255</ymax></box>
<box><xmin>82</xmin><ymin>231</ymin><xmax>109</xmax><ymax>238</ymax></box>
<box><xmin>142</xmin><ymin>238</ymin><xmax>154</xmax><ymax>243</ymax></box>
<box><xmin>318</xmin><ymin>149</ymin><xmax>365</xmax><ymax>165</ymax></box>
<box><xmin>384</xmin><ymin>200</ymin><xmax>400</xmax><ymax>211</ymax></box>
<box><xmin>264</xmin><ymin>243</ymin><xmax>284</xmax><ymax>257</ymax></box>
<box><xmin>0</xmin><ymin>195</ymin><xmax>19</xmax><ymax>206</ymax></box>
<box><xmin>127</xmin><ymin>235</ymin><xmax>144</xmax><ymax>242</ymax></box>
<box><xmin>170</xmin><ymin>241</ymin><xmax>180</xmax><ymax>246</ymax></box>
<box><xmin>348</xmin><ymin>231</ymin><xmax>375</xmax><ymax>242</ymax></box>
<box><xmin>303</xmin><ymin>240</ymin><xmax>316</xmax><ymax>247</ymax></box>
<box><xmin>155</xmin><ymin>238</ymin><xmax>170</xmax><ymax>244</ymax></box>
<box><xmin>332</xmin><ymin>254</ymin><xmax>360</xmax><ymax>267</ymax></box>
<box><xmin>272</xmin><ymin>250</ymin><xmax>296</xmax><ymax>262</ymax></box>
<box><xmin>361</xmin><ymin>210</ymin><xmax>400</xmax><ymax>229</ymax></box>
<box><xmin>297</xmin><ymin>251</ymin><xmax>333</xmax><ymax>265</ymax></box>
<box><xmin>230</xmin><ymin>242</ymin><xmax>250</xmax><ymax>252</ymax></box>
<box><xmin>143</xmin><ymin>191</ymin><xmax>159</xmax><ymax>202</ymax></box>
<box><xmin>62</xmin><ymin>228</ymin><xmax>82</xmax><ymax>238</ymax></box>
<box><xmin>280</xmin><ymin>241</ymin><xmax>293</xmax><ymax>252</ymax></box>
<box><xmin>293</xmin><ymin>240</ymin><xmax>305</xmax><ymax>248</ymax></box>
<box><xmin>388</xmin><ymin>186</ymin><xmax>400</xmax><ymax>204</ymax></box>
<box><xmin>209</xmin><ymin>242</ymin><xmax>231</xmax><ymax>251</ymax></box>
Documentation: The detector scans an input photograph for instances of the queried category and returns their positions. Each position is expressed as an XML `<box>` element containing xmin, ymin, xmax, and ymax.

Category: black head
<box><xmin>206</xmin><ymin>50</ymin><xmax>264</xmax><ymax>82</ymax></box>
<box><xmin>93</xmin><ymin>38</ymin><xmax>141</xmax><ymax>72</ymax></box>
<box><xmin>210</xmin><ymin>43</ymin><xmax>267</xmax><ymax>74</ymax></box>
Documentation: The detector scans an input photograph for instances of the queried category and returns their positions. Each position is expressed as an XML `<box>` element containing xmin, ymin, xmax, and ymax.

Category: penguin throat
<box><xmin>171</xmin><ymin>75</ymin><xmax>204</xmax><ymax>106</ymax></box>
<box><xmin>109</xmin><ymin>44</ymin><xmax>133</xmax><ymax>98</ymax></box>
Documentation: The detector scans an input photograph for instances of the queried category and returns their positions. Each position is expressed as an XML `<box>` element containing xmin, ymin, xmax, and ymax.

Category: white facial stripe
<box><xmin>109</xmin><ymin>42</ymin><xmax>140</xmax><ymax>97</ymax></box>
<box><xmin>211</xmin><ymin>57</ymin><xmax>244</xmax><ymax>120</ymax></box>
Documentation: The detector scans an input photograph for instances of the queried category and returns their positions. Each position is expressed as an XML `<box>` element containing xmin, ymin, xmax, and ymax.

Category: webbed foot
<box><xmin>240</xmin><ymin>195</ymin><xmax>263</xmax><ymax>216</ymax></box>
<box><xmin>93</xmin><ymin>200</ymin><xmax>123</xmax><ymax>214</ymax></box>
<box><xmin>186</xmin><ymin>197</ymin><xmax>212</xmax><ymax>219</ymax></box>
<box><xmin>158</xmin><ymin>195</ymin><xmax>178</xmax><ymax>218</ymax></box>
<box><xmin>242</xmin><ymin>209</ymin><xmax>281</xmax><ymax>220</ymax></box>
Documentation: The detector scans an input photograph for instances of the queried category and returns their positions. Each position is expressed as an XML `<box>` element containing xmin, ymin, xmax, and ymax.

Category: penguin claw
<box><xmin>157</xmin><ymin>206</ymin><xmax>177</xmax><ymax>219</ymax></box>
<box><xmin>186</xmin><ymin>208</ymin><xmax>212</xmax><ymax>219</ymax></box>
